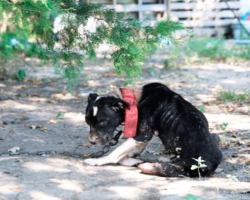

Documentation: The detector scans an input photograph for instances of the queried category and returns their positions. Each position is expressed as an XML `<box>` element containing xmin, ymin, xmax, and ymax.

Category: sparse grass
<box><xmin>171</xmin><ymin>38</ymin><xmax>250</xmax><ymax>65</ymax></box>
<box><xmin>218</xmin><ymin>91</ymin><xmax>250</xmax><ymax>102</ymax></box>
<box><xmin>185</xmin><ymin>38</ymin><xmax>229</xmax><ymax>61</ymax></box>
<box><xmin>235</xmin><ymin>45</ymin><xmax>250</xmax><ymax>60</ymax></box>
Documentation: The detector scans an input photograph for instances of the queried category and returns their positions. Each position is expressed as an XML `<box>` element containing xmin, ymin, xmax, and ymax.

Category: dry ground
<box><xmin>0</xmin><ymin>51</ymin><xmax>250</xmax><ymax>200</ymax></box>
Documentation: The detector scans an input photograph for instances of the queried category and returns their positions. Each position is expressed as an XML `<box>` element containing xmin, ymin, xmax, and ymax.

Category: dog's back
<box><xmin>136</xmin><ymin>83</ymin><xmax>223</xmax><ymax>177</ymax></box>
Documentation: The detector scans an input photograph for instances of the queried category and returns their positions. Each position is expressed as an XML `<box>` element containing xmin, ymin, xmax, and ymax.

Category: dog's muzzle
<box><xmin>88</xmin><ymin>135</ymin><xmax>101</xmax><ymax>145</ymax></box>
<box><xmin>88</xmin><ymin>133</ymin><xmax>112</xmax><ymax>146</ymax></box>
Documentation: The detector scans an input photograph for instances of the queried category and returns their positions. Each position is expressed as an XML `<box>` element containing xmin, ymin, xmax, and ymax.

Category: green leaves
<box><xmin>191</xmin><ymin>157</ymin><xmax>207</xmax><ymax>170</ymax></box>
<box><xmin>0</xmin><ymin>30</ymin><xmax>29</xmax><ymax>59</ymax></box>
<box><xmin>16</xmin><ymin>69</ymin><xmax>26</xmax><ymax>81</ymax></box>
<box><xmin>191</xmin><ymin>156</ymin><xmax>207</xmax><ymax>180</ymax></box>
<box><xmin>190</xmin><ymin>165</ymin><xmax>198</xmax><ymax>170</ymax></box>
<box><xmin>192</xmin><ymin>156</ymin><xmax>206</xmax><ymax>164</ymax></box>
<box><xmin>221</xmin><ymin>122</ymin><xmax>228</xmax><ymax>131</ymax></box>
<box><xmin>155</xmin><ymin>20</ymin><xmax>183</xmax><ymax>37</ymax></box>
<box><xmin>56</xmin><ymin>111</ymin><xmax>65</xmax><ymax>119</ymax></box>
<box><xmin>0</xmin><ymin>1</ymin><xmax>183</xmax><ymax>87</ymax></box>
<box><xmin>163</xmin><ymin>59</ymin><xmax>169</xmax><ymax>69</ymax></box>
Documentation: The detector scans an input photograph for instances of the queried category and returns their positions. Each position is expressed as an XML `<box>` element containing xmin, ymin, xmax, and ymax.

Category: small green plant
<box><xmin>185</xmin><ymin>194</ymin><xmax>198</xmax><ymax>200</ymax></box>
<box><xmin>221</xmin><ymin>122</ymin><xmax>228</xmax><ymax>131</ymax></box>
<box><xmin>191</xmin><ymin>156</ymin><xmax>207</xmax><ymax>180</ymax></box>
<box><xmin>163</xmin><ymin>59</ymin><xmax>170</xmax><ymax>69</ymax></box>
<box><xmin>56</xmin><ymin>111</ymin><xmax>65</xmax><ymax>119</ymax></box>
<box><xmin>198</xmin><ymin>107</ymin><xmax>206</xmax><ymax>113</ymax></box>
<box><xmin>15</xmin><ymin>69</ymin><xmax>26</xmax><ymax>81</ymax></box>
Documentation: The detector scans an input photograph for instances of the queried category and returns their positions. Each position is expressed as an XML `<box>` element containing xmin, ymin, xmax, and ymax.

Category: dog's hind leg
<box><xmin>84</xmin><ymin>138</ymin><xmax>148</xmax><ymax>166</ymax></box>
<box><xmin>138</xmin><ymin>162</ymin><xmax>189</xmax><ymax>177</ymax></box>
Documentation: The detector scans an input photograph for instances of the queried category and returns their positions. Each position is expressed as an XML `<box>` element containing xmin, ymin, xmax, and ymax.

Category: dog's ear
<box><xmin>88</xmin><ymin>93</ymin><xmax>98</xmax><ymax>103</ymax></box>
<box><xmin>111</xmin><ymin>99</ymin><xmax>130</xmax><ymax>111</ymax></box>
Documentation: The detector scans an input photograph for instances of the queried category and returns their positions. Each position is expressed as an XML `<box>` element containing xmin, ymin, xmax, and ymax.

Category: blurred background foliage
<box><xmin>0</xmin><ymin>0</ymin><xmax>183</xmax><ymax>88</ymax></box>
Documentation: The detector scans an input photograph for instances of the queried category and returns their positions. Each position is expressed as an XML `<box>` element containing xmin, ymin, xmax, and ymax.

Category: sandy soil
<box><xmin>0</xmin><ymin>51</ymin><xmax>250</xmax><ymax>200</ymax></box>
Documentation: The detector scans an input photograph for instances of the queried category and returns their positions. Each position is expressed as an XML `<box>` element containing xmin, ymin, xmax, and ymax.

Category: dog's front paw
<box><xmin>84</xmin><ymin>158</ymin><xmax>102</xmax><ymax>166</ymax></box>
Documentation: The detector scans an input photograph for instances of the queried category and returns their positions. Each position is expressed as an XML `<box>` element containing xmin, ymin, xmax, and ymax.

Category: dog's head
<box><xmin>85</xmin><ymin>93</ymin><xmax>129</xmax><ymax>145</ymax></box>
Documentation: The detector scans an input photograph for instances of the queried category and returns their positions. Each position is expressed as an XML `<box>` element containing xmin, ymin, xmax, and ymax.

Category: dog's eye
<box><xmin>99</xmin><ymin>120</ymin><xmax>108</xmax><ymax>125</ymax></box>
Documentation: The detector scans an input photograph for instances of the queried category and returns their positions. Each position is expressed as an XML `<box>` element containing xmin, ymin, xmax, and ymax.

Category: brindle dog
<box><xmin>84</xmin><ymin>83</ymin><xmax>222</xmax><ymax>177</ymax></box>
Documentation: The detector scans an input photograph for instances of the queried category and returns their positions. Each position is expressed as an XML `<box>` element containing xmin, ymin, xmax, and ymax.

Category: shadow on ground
<box><xmin>1</xmin><ymin>54</ymin><xmax>250</xmax><ymax>200</ymax></box>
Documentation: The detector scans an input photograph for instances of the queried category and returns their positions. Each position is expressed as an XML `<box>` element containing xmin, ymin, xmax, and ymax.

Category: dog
<box><xmin>84</xmin><ymin>82</ymin><xmax>222</xmax><ymax>177</ymax></box>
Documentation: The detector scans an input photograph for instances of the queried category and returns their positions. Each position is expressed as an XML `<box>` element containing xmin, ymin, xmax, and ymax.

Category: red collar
<box><xmin>120</xmin><ymin>88</ymin><xmax>138</xmax><ymax>138</ymax></box>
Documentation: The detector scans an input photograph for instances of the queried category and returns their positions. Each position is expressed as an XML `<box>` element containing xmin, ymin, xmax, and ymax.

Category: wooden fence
<box><xmin>170</xmin><ymin>0</ymin><xmax>241</xmax><ymax>36</ymax></box>
<box><xmin>92</xmin><ymin>0</ymin><xmax>245</xmax><ymax>36</ymax></box>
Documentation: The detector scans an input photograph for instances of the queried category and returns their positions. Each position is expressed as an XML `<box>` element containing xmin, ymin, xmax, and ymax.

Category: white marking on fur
<box><xmin>95</xmin><ymin>96</ymin><xmax>101</xmax><ymax>102</ymax></box>
<box><xmin>93</xmin><ymin>106</ymin><xmax>98</xmax><ymax>116</ymax></box>
<box><xmin>84</xmin><ymin>138</ymin><xmax>147</xmax><ymax>166</ymax></box>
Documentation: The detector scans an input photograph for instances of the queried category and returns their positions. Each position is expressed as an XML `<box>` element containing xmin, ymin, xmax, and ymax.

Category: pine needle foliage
<box><xmin>0</xmin><ymin>0</ymin><xmax>183</xmax><ymax>86</ymax></box>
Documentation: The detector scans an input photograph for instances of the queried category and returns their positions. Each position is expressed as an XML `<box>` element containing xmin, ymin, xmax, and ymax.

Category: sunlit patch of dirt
<box><xmin>0</xmin><ymin>53</ymin><xmax>250</xmax><ymax>200</ymax></box>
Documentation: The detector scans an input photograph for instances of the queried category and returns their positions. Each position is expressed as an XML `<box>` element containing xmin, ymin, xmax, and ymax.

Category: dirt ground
<box><xmin>0</xmin><ymin>50</ymin><xmax>250</xmax><ymax>200</ymax></box>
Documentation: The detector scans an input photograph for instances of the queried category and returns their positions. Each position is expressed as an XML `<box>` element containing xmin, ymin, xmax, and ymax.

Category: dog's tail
<box><xmin>138</xmin><ymin>162</ymin><xmax>189</xmax><ymax>177</ymax></box>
